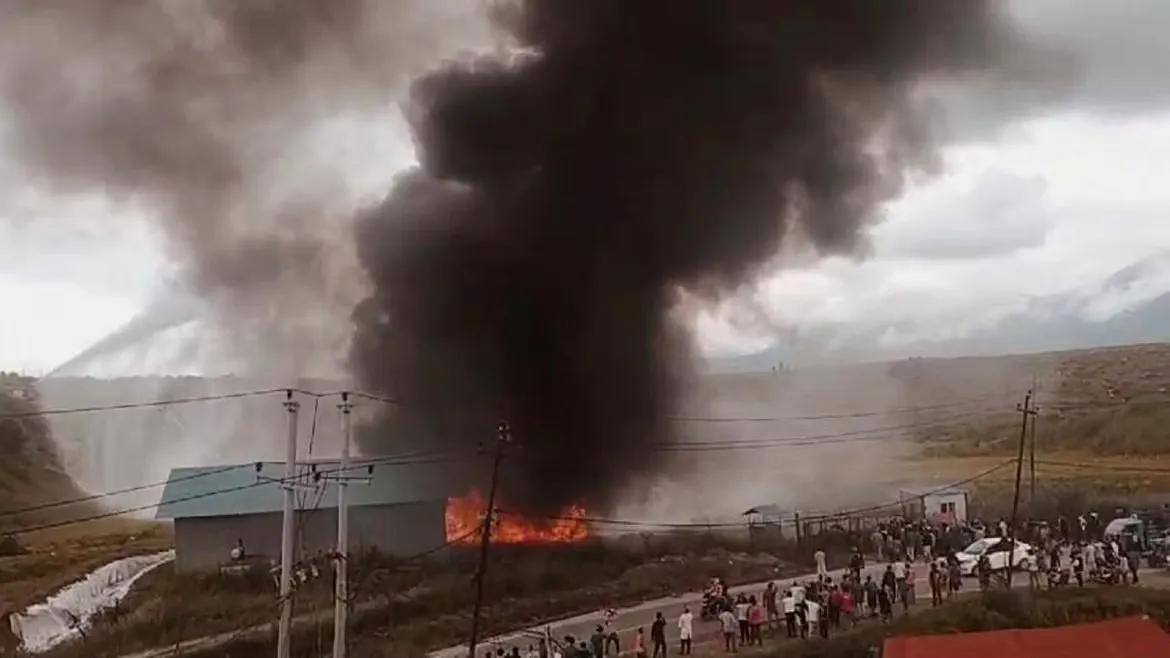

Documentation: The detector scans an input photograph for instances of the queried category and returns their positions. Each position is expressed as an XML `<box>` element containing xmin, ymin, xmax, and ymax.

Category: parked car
<box><xmin>956</xmin><ymin>537</ymin><xmax>1033</xmax><ymax>575</ymax></box>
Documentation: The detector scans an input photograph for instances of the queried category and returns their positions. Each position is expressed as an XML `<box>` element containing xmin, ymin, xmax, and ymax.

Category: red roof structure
<box><xmin>883</xmin><ymin>616</ymin><xmax>1170</xmax><ymax>658</ymax></box>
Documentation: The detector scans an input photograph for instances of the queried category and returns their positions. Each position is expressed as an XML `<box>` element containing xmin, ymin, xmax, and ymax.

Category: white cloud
<box><xmin>697</xmin><ymin>109</ymin><xmax>1170</xmax><ymax>361</ymax></box>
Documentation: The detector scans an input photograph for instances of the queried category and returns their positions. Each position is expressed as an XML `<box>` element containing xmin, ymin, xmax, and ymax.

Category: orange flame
<box><xmin>446</xmin><ymin>490</ymin><xmax>588</xmax><ymax>544</ymax></box>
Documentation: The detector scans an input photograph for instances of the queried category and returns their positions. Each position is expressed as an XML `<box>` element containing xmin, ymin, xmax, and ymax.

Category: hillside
<box><xmin>0</xmin><ymin>374</ymin><xmax>88</xmax><ymax>532</ymax></box>
<box><xmin>690</xmin><ymin>342</ymin><xmax>1170</xmax><ymax>457</ymax></box>
<box><xmin>905</xmin><ymin>343</ymin><xmax>1170</xmax><ymax>456</ymax></box>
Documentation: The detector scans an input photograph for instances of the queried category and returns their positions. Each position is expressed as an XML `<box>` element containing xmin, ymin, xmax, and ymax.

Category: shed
<box><xmin>156</xmin><ymin>459</ymin><xmax>451</xmax><ymax>572</ymax></box>
<box><xmin>921</xmin><ymin>488</ymin><xmax>968</xmax><ymax>525</ymax></box>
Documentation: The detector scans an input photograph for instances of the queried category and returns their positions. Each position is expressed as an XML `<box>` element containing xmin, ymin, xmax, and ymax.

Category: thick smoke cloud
<box><xmin>351</xmin><ymin>0</ymin><xmax>1029</xmax><ymax>509</ymax></box>
<box><xmin>0</xmin><ymin>0</ymin><xmax>488</xmax><ymax>375</ymax></box>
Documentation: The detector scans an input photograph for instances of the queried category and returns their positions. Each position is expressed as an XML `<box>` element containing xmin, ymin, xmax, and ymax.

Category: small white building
<box><xmin>922</xmin><ymin>489</ymin><xmax>968</xmax><ymax>525</ymax></box>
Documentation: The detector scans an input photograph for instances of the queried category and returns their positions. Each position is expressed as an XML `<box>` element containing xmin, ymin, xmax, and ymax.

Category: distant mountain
<box><xmin>711</xmin><ymin>253</ymin><xmax>1170</xmax><ymax>373</ymax></box>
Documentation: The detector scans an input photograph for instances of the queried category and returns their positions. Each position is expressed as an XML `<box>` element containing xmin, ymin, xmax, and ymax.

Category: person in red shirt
<box><xmin>828</xmin><ymin>586</ymin><xmax>844</xmax><ymax>629</ymax></box>
<box><xmin>839</xmin><ymin>587</ymin><xmax>856</xmax><ymax>628</ymax></box>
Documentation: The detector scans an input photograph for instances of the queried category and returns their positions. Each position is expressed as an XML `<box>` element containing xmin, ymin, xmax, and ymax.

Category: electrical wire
<box><xmin>1033</xmin><ymin>459</ymin><xmax>1170</xmax><ymax>475</ymax></box>
<box><xmin>2</xmin><ymin>451</ymin><xmax>474</xmax><ymax>536</ymax></box>
<box><xmin>499</xmin><ymin>458</ymin><xmax>1019</xmax><ymax>530</ymax></box>
<box><xmin>651</xmin><ymin>409</ymin><xmax>993</xmax><ymax>451</ymax></box>
<box><xmin>0</xmin><ymin>388</ymin><xmax>292</xmax><ymax>419</ymax></box>
<box><xmin>665</xmin><ymin>394</ymin><xmax>1015</xmax><ymax>422</ymax></box>
<box><xmin>0</xmin><ymin>387</ymin><xmax>399</xmax><ymax>421</ymax></box>
<box><xmin>0</xmin><ymin>463</ymin><xmax>249</xmax><ymax>519</ymax></box>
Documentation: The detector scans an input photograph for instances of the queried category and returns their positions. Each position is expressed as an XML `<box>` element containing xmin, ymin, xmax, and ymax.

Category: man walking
<box><xmin>677</xmin><ymin>607</ymin><xmax>693</xmax><ymax>655</ymax></box>
<box><xmin>814</xmin><ymin>548</ymin><xmax>828</xmax><ymax>581</ymax></box>
<box><xmin>650</xmin><ymin>612</ymin><xmax>667</xmax><ymax>658</ymax></box>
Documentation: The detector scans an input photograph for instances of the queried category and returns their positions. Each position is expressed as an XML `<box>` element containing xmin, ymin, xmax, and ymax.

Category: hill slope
<box><xmin>0</xmin><ymin>374</ymin><xmax>88</xmax><ymax>532</ymax></box>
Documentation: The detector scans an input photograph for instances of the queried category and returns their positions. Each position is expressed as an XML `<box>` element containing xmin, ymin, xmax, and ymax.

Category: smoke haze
<box><xmin>0</xmin><ymin>0</ymin><xmax>491</xmax><ymax>376</ymax></box>
<box><xmin>350</xmin><ymin>1</ymin><xmax>1035</xmax><ymax>510</ymax></box>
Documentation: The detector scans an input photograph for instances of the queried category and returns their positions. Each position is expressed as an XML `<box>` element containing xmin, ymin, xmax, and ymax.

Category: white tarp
<box><xmin>9</xmin><ymin>550</ymin><xmax>174</xmax><ymax>653</ymax></box>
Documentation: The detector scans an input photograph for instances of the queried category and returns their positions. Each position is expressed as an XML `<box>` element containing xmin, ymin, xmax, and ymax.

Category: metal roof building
<box><xmin>156</xmin><ymin>460</ymin><xmax>450</xmax><ymax>572</ymax></box>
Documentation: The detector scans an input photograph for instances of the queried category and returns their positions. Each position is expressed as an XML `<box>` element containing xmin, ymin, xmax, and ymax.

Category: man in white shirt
<box><xmin>781</xmin><ymin>592</ymin><xmax>796</xmax><ymax>638</ymax></box>
<box><xmin>677</xmin><ymin>606</ymin><xmax>694</xmax><ymax>655</ymax></box>
<box><xmin>806</xmin><ymin>598</ymin><xmax>824</xmax><ymax>639</ymax></box>
<box><xmin>790</xmin><ymin>581</ymin><xmax>806</xmax><ymax>605</ymax></box>
<box><xmin>814</xmin><ymin>549</ymin><xmax>828</xmax><ymax>581</ymax></box>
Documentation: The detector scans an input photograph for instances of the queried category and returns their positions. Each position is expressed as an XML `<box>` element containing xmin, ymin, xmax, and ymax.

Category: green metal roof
<box><xmin>154</xmin><ymin>459</ymin><xmax>452</xmax><ymax>519</ymax></box>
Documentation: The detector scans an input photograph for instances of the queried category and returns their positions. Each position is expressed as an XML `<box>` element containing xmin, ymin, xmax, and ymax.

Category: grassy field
<box><xmin>40</xmin><ymin>538</ymin><xmax>797</xmax><ymax>658</ymax></box>
<box><xmin>907</xmin><ymin>343</ymin><xmax>1170</xmax><ymax>457</ymax></box>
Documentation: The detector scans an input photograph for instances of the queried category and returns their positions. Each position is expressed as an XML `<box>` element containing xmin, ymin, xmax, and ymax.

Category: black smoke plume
<box><xmin>351</xmin><ymin>1</ymin><xmax>1025</xmax><ymax>509</ymax></box>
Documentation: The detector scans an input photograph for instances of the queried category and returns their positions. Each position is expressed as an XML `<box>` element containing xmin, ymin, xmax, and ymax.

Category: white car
<box><xmin>955</xmin><ymin>537</ymin><xmax>1033</xmax><ymax>575</ymax></box>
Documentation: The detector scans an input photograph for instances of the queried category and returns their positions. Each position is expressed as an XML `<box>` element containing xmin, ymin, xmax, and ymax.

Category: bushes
<box><xmin>765</xmin><ymin>588</ymin><xmax>1170</xmax><ymax>658</ymax></box>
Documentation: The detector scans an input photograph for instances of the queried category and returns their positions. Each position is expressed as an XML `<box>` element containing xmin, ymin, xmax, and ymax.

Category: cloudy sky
<box><xmin>2</xmin><ymin>0</ymin><xmax>1169</xmax><ymax>375</ymax></box>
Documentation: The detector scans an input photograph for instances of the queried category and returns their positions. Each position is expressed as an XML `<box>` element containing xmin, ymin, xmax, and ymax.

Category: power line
<box><xmin>665</xmin><ymin>395</ymin><xmax>1014</xmax><ymax>422</ymax></box>
<box><xmin>0</xmin><ymin>464</ymin><xmax>249</xmax><ymax>519</ymax></box>
<box><xmin>0</xmin><ymin>388</ymin><xmax>291</xmax><ymax>419</ymax></box>
<box><xmin>652</xmin><ymin>409</ymin><xmax>992</xmax><ymax>451</ymax></box>
<box><xmin>1034</xmin><ymin>459</ymin><xmax>1170</xmax><ymax>475</ymax></box>
<box><xmin>2</xmin><ymin>451</ymin><xmax>473</xmax><ymax>536</ymax></box>
<box><xmin>500</xmin><ymin>459</ymin><xmax>1018</xmax><ymax>531</ymax></box>
<box><xmin>0</xmin><ymin>387</ymin><xmax>399</xmax><ymax>421</ymax></box>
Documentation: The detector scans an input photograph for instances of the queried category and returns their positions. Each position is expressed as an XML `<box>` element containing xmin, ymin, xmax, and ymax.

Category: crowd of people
<box><xmin>483</xmin><ymin>510</ymin><xmax>1159</xmax><ymax>657</ymax></box>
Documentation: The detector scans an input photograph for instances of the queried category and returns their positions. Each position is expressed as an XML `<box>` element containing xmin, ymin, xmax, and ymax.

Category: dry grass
<box><xmin>44</xmin><ymin>539</ymin><xmax>794</xmax><ymax>658</ymax></box>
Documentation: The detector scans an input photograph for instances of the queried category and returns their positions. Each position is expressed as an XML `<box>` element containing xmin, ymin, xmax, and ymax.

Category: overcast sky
<box><xmin>2</xmin><ymin>0</ymin><xmax>1170</xmax><ymax>374</ymax></box>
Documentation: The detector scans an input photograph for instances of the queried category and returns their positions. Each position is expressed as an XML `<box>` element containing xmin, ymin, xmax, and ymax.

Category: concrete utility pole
<box><xmin>466</xmin><ymin>420</ymin><xmax>510</xmax><ymax>658</ymax></box>
<box><xmin>277</xmin><ymin>390</ymin><xmax>300</xmax><ymax>658</ymax></box>
<box><xmin>1005</xmin><ymin>390</ymin><xmax>1038</xmax><ymax>589</ymax></box>
<box><xmin>333</xmin><ymin>392</ymin><xmax>353</xmax><ymax>658</ymax></box>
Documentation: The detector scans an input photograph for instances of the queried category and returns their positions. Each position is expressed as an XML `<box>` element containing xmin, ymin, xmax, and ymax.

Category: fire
<box><xmin>446</xmin><ymin>490</ymin><xmax>589</xmax><ymax>544</ymax></box>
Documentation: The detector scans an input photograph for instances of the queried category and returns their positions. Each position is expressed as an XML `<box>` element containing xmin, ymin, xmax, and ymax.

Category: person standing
<box><xmin>840</xmin><ymin>586</ymin><xmax>856</xmax><ymax>627</ymax></box>
<box><xmin>733</xmin><ymin>594</ymin><xmax>750</xmax><ymax>646</ymax></box>
<box><xmin>806</xmin><ymin>596</ymin><xmax>825</xmax><ymax>639</ymax></box>
<box><xmin>828</xmin><ymin>585</ymin><xmax>842</xmax><ymax>629</ymax></box>
<box><xmin>814</xmin><ymin>548</ymin><xmax>828</xmax><ymax>581</ymax></box>
<box><xmin>849</xmin><ymin>547</ymin><xmax>865</xmax><ymax>581</ymax></box>
<box><xmin>1027</xmin><ymin>549</ymin><xmax>1042</xmax><ymax>590</ymax></box>
<box><xmin>764</xmin><ymin>582</ymin><xmax>779</xmax><ymax>632</ymax></box>
<box><xmin>871</xmin><ymin>528</ymin><xmax>885</xmax><ymax>561</ymax></box>
<box><xmin>650</xmin><ymin>612</ymin><xmax>667</xmax><ymax>658</ymax></box>
<box><xmin>781</xmin><ymin>589</ymin><xmax>797</xmax><ymax>638</ymax></box>
<box><xmin>929</xmin><ymin>562</ymin><xmax>943</xmax><ymax>607</ymax></box>
<box><xmin>947</xmin><ymin>559</ymin><xmax>962</xmax><ymax>598</ymax></box>
<box><xmin>877</xmin><ymin>585</ymin><xmax>892</xmax><ymax>623</ymax></box>
<box><xmin>748</xmin><ymin>596</ymin><xmax>765</xmax><ymax>646</ymax></box>
<box><xmin>677</xmin><ymin>607</ymin><xmax>694</xmax><ymax>655</ymax></box>
<box><xmin>864</xmin><ymin>575</ymin><xmax>879</xmax><ymax>617</ymax></box>
<box><xmin>1128</xmin><ymin>548</ymin><xmax>1140</xmax><ymax>584</ymax></box>
<box><xmin>590</xmin><ymin>627</ymin><xmax>606</xmax><ymax>658</ymax></box>
<box><xmin>632</xmin><ymin>628</ymin><xmax>647</xmax><ymax>658</ymax></box>
<box><xmin>718</xmin><ymin>607</ymin><xmax>737</xmax><ymax>653</ymax></box>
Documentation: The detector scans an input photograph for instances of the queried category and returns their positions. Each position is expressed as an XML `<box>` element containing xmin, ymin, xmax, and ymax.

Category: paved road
<box><xmin>434</xmin><ymin>567</ymin><xmax>1169</xmax><ymax>657</ymax></box>
<box><xmin>429</xmin><ymin>566</ymin><xmax>935</xmax><ymax>658</ymax></box>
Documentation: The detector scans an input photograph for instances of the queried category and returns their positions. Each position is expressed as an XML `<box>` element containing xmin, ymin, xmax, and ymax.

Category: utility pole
<box><xmin>332</xmin><ymin>392</ymin><xmax>353</xmax><ymax>658</ymax></box>
<box><xmin>1005</xmin><ymin>390</ymin><xmax>1037</xmax><ymax>589</ymax></box>
<box><xmin>277</xmin><ymin>390</ymin><xmax>300</xmax><ymax>658</ymax></box>
<box><xmin>467</xmin><ymin>420</ymin><xmax>510</xmax><ymax>658</ymax></box>
<box><xmin>1029</xmin><ymin>396</ymin><xmax>1038</xmax><ymax>504</ymax></box>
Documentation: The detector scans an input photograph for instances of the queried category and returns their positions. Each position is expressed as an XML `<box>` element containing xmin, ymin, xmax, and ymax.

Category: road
<box><xmin>429</xmin><ymin>566</ymin><xmax>934</xmax><ymax>657</ymax></box>
<box><xmin>433</xmin><ymin>567</ymin><xmax>1169</xmax><ymax>657</ymax></box>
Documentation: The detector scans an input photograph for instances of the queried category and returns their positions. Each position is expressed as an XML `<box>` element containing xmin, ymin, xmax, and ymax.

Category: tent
<box><xmin>883</xmin><ymin>616</ymin><xmax>1170</xmax><ymax>658</ymax></box>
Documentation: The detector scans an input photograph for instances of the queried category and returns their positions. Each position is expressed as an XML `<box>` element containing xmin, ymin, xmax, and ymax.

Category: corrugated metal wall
<box><xmin>173</xmin><ymin>500</ymin><xmax>446</xmax><ymax>572</ymax></box>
